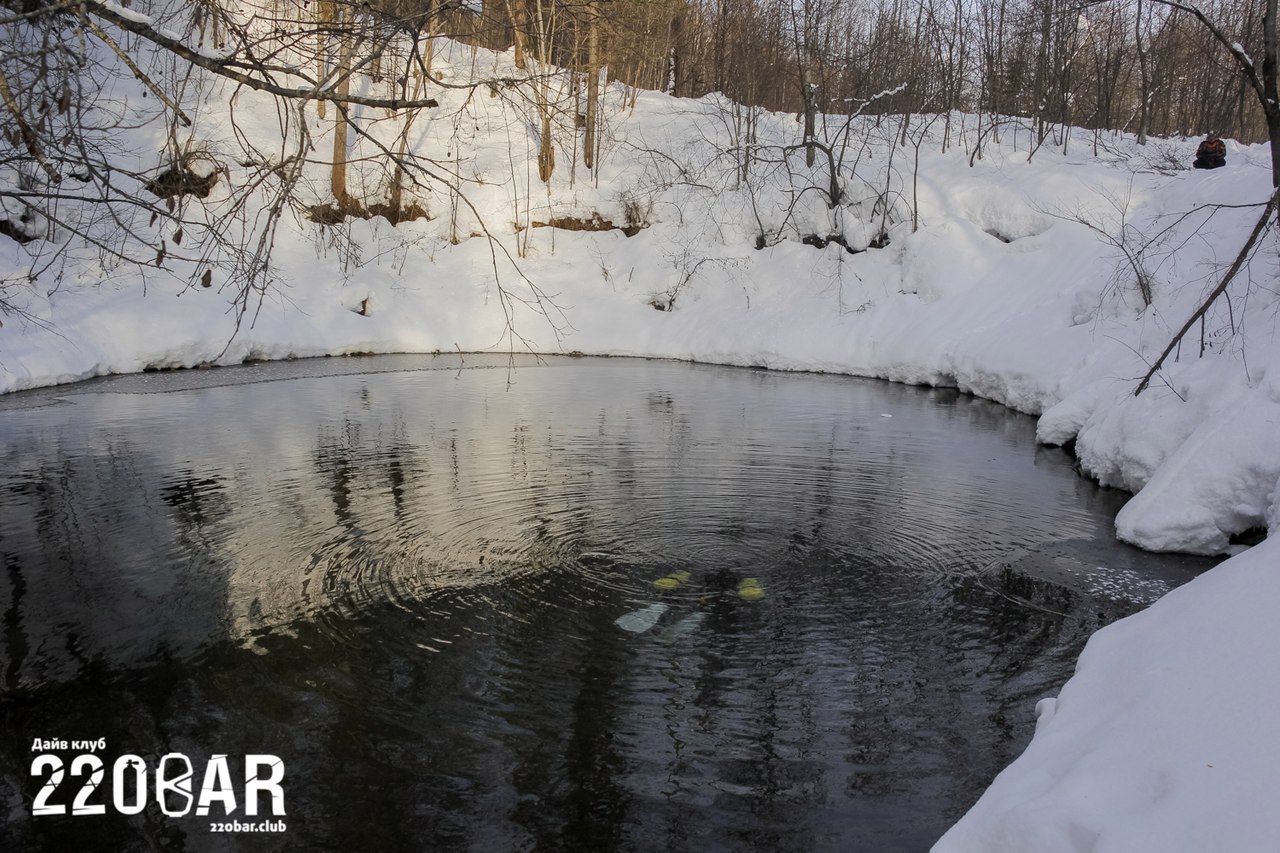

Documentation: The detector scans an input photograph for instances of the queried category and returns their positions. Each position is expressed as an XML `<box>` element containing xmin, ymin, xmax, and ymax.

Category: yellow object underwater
<box><xmin>738</xmin><ymin>577</ymin><xmax>764</xmax><ymax>601</ymax></box>
<box><xmin>654</xmin><ymin>570</ymin><xmax>691</xmax><ymax>591</ymax></box>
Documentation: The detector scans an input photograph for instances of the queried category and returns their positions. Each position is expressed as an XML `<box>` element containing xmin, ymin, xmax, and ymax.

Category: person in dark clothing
<box><xmin>1194</xmin><ymin>133</ymin><xmax>1226</xmax><ymax>169</ymax></box>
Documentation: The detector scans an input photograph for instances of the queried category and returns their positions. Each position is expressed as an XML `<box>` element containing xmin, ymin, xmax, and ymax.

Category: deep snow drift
<box><xmin>934</xmin><ymin>534</ymin><xmax>1280</xmax><ymax>852</ymax></box>
<box><xmin>3</xmin><ymin>38</ymin><xmax>1275</xmax><ymax>556</ymax></box>
<box><xmin>1</xmin><ymin>24</ymin><xmax>1278</xmax><ymax>852</ymax></box>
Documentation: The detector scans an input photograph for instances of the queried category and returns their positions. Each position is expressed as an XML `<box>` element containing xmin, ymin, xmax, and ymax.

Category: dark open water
<box><xmin>0</xmin><ymin>355</ymin><xmax>1214</xmax><ymax>852</ymax></box>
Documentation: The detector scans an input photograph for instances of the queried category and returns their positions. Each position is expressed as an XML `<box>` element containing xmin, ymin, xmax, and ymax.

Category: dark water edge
<box><xmin>0</xmin><ymin>355</ymin><xmax>1217</xmax><ymax>852</ymax></box>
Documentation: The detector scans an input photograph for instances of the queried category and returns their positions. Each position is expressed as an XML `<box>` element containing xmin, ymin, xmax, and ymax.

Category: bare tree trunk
<box><xmin>533</xmin><ymin>0</ymin><xmax>555</xmax><ymax>182</ymax></box>
<box><xmin>505</xmin><ymin>0</ymin><xmax>527</xmax><ymax>69</ymax></box>
<box><xmin>802</xmin><ymin>63</ymin><xmax>817</xmax><ymax>167</ymax></box>
<box><xmin>0</xmin><ymin>68</ymin><xmax>60</xmax><ymax>183</ymax></box>
<box><xmin>331</xmin><ymin>18</ymin><xmax>352</xmax><ymax>205</ymax></box>
<box><xmin>1265</xmin><ymin>0</ymin><xmax>1280</xmax><ymax>187</ymax></box>
<box><xmin>583</xmin><ymin>1</ymin><xmax>600</xmax><ymax>170</ymax></box>
<box><xmin>1136</xmin><ymin>0</ymin><xmax>1149</xmax><ymax>145</ymax></box>
<box><xmin>389</xmin><ymin>61</ymin><xmax>427</xmax><ymax>220</ymax></box>
<box><xmin>317</xmin><ymin>0</ymin><xmax>334</xmax><ymax>120</ymax></box>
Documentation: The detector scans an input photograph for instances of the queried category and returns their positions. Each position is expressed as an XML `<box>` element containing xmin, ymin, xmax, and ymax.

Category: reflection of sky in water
<box><xmin>0</xmin><ymin>356</ymin><xmax>1216</xmax><ymax>851</ymax></box>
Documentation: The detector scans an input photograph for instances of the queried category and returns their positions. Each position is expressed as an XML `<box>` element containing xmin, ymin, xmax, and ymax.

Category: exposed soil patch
<box><xmin>308</xmin><ymin>198</ymin><xmax>431</xmax><ymax>226</ymax></box>
<box><xmin>532</xmin><ymin>213</ymin><xmax>644</xmax><ymax>237</ymax></box>
<box><xmin>145</xmin><ymin>166</ymin><xmax>219</xmax><ymax>200</ymax></box>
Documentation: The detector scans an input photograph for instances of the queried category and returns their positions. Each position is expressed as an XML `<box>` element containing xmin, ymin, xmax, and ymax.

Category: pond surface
<box><xmin>0</xmin><ymin>355</ymin><xmax>1214</xmax><ymax>852</ymax></box>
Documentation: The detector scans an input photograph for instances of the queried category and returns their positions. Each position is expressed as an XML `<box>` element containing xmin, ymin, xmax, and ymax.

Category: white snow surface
<box><xmin>1</xmin><ymin>29</ymin><xmax>1278</xmax><ymax>850</ymax></box>
<box><xmin>934</xmin><ymin>534</ymin><xmax>1280</xmax><ymax>852</ymax></box>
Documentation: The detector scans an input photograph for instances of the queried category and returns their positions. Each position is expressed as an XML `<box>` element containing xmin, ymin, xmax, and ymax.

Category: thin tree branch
<box><xmin>82</xmin><ymin>0</ymin><xmax>442</xmax><ymax>111</ymax></box>
<box><xmin>82</xmin><ymin>15</ymin><xmax>193</xmax><ymax>126</ymax></box>
<box><xmin>1135</xmin><ymin>189</ymin><xmax>1279</xmax><ymax>395</ymax></box>
<box><xmin>0</xmin><ymin>67</ymin><xmax>60</xmax><ymax>183</ymax></box>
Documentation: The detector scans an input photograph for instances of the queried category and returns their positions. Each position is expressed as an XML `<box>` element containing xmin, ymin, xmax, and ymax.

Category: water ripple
<box><xmin>0</xmin><ymin>356</ymin><xmax>1216</xmax><ymax>852</ymax></box>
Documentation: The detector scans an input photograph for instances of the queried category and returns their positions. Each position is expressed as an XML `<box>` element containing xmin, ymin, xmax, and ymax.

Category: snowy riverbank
<box><xmin>4</xmin><ymin>41</ymin><xmax>1277</xmax><ymax>555</ymax></box>
<box><xmin>2</xmin><ymin>34</ymin><xmax>1278</xmax><ymax>851</ymax></box>
<box><xmin>934</xmin><ymin>533</ymin><xmax>1280</xmax><ymax>852</ymax></box>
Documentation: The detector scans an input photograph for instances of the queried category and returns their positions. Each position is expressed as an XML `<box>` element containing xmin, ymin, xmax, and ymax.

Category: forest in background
<box><xmin>440</xmin><ymin>0</ymin><xmax>1268</xmax><ymax>145</ymax></box>
<box><xmin>1</xmin><ymin>0</ymin><xmax>1276</xmax><ymax>337</ymax></box>
<box><xmin>2</xmin><ymin>0</ymin><xmax>1279</xmax><ymax>563</ymax></box>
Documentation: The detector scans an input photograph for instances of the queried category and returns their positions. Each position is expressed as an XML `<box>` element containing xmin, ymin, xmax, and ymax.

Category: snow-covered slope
<box><xmin>933</xmin><ymin>533</ymin><xmax>1280</xmax><ymax>852</ymax></box>
<box><xmin>3</xmin><ymin>37</ymin><xmax>1275</xmax><ymax>554</ymax></box>
<box><xmin>2</xmin><ymin>24</ymin><xmax>1279</xmax><ymax>851</ymax></box>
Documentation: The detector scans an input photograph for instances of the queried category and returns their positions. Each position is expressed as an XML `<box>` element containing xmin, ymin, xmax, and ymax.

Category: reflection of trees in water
<box><xmin>2</xmin><ymin>552</ymin><xmax>27</xmax><ymax>693</ymax></box>
<box><xmin>160</xmin><ymin>471</ymin><xmax>231</xmax><ymax>530</ymax></box>
<box><xmin>0</xmin><ymin>545</ymin><xmax>1188</xmax><ymax>851</ymax></box>
<box><xmin>159</xmin><ymin>468</ymin><xmax>237</xmax><ymax>623</ymax></box>
<box><xmin>0</xmin><ymin>361</ymin><xmax>1216</xmax><ymax>850</ymax></box>
<box><xmin>0</xmin><ymin>446</ymin><xmax>233</xmax><ymax>693</ymax></box>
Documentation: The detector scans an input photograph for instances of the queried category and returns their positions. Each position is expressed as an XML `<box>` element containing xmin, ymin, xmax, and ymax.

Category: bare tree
<box><xmin>0</xmin><ymin>0</ymin><xmax>578</xmax><ymax>344</ymax></box>
<box><xmin>1123</xmin><ymin>0</ymin><xmax>1280</xmax><ymax>393</ymax></box>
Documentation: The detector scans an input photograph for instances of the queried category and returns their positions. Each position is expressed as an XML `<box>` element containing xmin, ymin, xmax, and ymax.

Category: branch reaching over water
<box><xmin>1135</xmin><ymin>189</ymin><xmax>1279</xmax><ymax>396</ymax></box>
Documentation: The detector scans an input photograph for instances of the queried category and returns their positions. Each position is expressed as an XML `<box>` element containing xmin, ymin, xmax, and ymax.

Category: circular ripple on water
<box><xmin>0</xmin><ymin>356</ymin><xmax>1217</xmax><ymax>853</ymax></box>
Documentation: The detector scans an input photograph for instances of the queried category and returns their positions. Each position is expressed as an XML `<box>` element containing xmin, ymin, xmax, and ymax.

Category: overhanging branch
<box><xmin>82</xmin><ymin>0</ymin><xmax>442</xmax><ymax>112</ymax></box>
<box><xmin>1135</xmin><ymin>188</ymin><xmax>1279</xmax><ymax>395</ymax></box>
